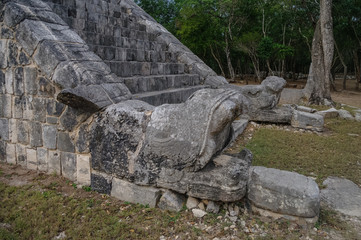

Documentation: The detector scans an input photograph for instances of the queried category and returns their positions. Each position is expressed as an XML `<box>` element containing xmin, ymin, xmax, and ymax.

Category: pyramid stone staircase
<box><xmin>42</xmin><ymin>0</ymin><xmax>213</xmax><ymax>106</ymax></box>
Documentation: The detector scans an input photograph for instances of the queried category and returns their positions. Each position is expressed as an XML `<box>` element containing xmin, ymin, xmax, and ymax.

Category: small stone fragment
<box><xmin>192</xmin><ymin>209</ymin><xmax>207</xmax><ymax>218</ymax></box>
<box><xmin>186</xmin><ymin>196</ymin><xmax>199</xmax><ymax>209</ymax></box>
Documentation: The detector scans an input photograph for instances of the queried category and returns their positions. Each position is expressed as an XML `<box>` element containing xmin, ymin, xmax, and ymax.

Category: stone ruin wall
<box><xmin>0</xmin><ymin>0</ymin><xmax>322</xmax><ymax>221</ymax></box>
<box><xmin>0</xmin><ymin>0</ymin><xmax>225</xmax><ymax>192</ymax></box>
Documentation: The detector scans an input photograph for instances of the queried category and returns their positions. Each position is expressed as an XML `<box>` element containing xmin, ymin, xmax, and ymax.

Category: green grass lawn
<box><xmin>244</xmin><ymin>119</ymin><xmax>361</xmax><ymax>186</ymax></box>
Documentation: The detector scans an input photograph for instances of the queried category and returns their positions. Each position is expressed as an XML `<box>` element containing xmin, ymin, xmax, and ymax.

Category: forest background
<box><xmin>135</xmin><ymin>0</ymin><xmax>361</xmax><ymax>91</ymax></box>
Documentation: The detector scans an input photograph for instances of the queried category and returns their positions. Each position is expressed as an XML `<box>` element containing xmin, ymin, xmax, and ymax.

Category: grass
<box><xmin>0</xmin><ymin>183</ymin><xmax>202</xmax><ymax>240</ymax></box>
<box><xmin>244</xmin><ymin>119</ymin><xmax>361</xmax><ymax>186</ymax></box>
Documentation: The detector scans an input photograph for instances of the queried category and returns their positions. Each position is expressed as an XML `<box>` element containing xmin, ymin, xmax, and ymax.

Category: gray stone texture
<box><xmin>321</xmin><ymin>177</ymin><xmax>361</xmax><ymax>217</ymax></box>
<box><xmin>58</xmin><ymin>132</ymin><xmax>75</xmax><ymax>152</ymax></box>
<box><xmin>48</xmin><ymin>150</ymin><xmax>61</xmax><ymax>175</ymax></box>
<box><xmin>248</xmin><ymin>166</ymin><xmax>320</xmax><ymax>218</ymax></box>
<box><xmin>316</xmin><ymin>108</ymin><xmax>339</xmax><ymax>119</ymax></box>
<box><xmin>30</xmin><ymin>121</ymin><xmax>42</xmax><ymax>147</ymax></box>
<box><xmin>144</xmin><ymin>88</ymin><xmax>248</xmax><ymax>172</ymax></box>
<box><xmin>26</xmin><ymin>148</ymin><xmax>37</xmax><ymax>170</ymax></box>
<box><xmin>157</xmin><ymin>152</ymin><xmax>252</xmax><ymax>202</ymax></box>
<box><xmin>111</xmin><ymin>177</ymin><xmax>162</xmax><ymax>208</ymax></box>
<box><xmin>6</xmin><ymin>143</ymin><xmax>16</xmax><ymax>164</ymax></box>
<box><xmin>0</xmin><ymin>141</ymin><xmax>5</xmax><ymax>162</ymax></box>
<box><xmin>16</xmin><ymin>144</ymin><xmax>27</xmax><ymax>167</ymax></box>
<box><xmin>0</xmin><ymin>94</ymin><xmax>12</xmax><ymax>118</ymax></box>
<box><xmin>225</xmin><ymin>76</ymin><xmax>286</xmax><ymax>119</ymax></box>
<box><xmin>338</xmin><ymin>109</ymin><xmax>354</xmax><ymax>120</ymax></box>
<box><xmin>17</xmin><ymin>120</ymin><xmax>29</xmax><ymax>144</ymax></box>
<box><xmin>291</xmin><ymin>110</ymin><xmax>324</xmax><ymax>132</ymax></box>
<box><xmin>158</xmin><ymin>190</ymin><xmax>186</xmax><ymax>212</ymax></box>
<box><xmin>37</xmin><ymin>147</ymin><xmax>48</xmax><ymax>172</ymax></box>
<box><xmin>43</xmin><ymin>125</ymin><xmax>57</xmax><ymax>149</ymax></box>
<box><xmin>61</xmin><ymin>152</ymin><xmax>76</xmax><ymax>181</ymax></box>
<box><xmin>0</xmin><ymin>118</ymin><xmax>9</xmax><ymax>141</ymax></box>
<box><xmin>24</xmin><ymin>67</ymin><xmax>37</xmax><ymax>95</ymax></box>
<box><xmin>91</xmin><ymin>172</ymin><xmax>112</xmax><ymax>195</ymax></box>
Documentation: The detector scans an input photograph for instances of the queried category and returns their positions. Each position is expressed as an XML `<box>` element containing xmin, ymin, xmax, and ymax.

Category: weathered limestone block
<box><xmin>6</xmin><ymin>143</ymin><xmax>16</xmax><ymax>164</ymax></box>
<box><xmin>61</xmin><ymin>152</ymin><xmax>76</xmax><ymax>181</ymax></box>
<box><xmin>16</xmin><ymin>144</ymin><xmax>27</xmax><ymax>167</ymax></box>
<box><xmin>250</xmin><ymin>105</ymin><xmax>294</xmax><ymax>123</ymax></box>
<box><xmin>26</xmin><ymin>148</ymin><xmax>37</xmax><ymax>170</ymax></box>
<box><xmin>316</xmin><ymin>108</ymin><xmax>339</xmax><ymax>119</ymax></box>
<box><xmin>0</xmin><ymin>118</ymin><xmax>9</xmax><ymax>141</ymax></box>
<box><xmin>90</xmin><ymin>100</ymin><xmax>155</xmax><ymax>183</ymax></box>
<box><xmin>37</xmin><ymin>147</ymin><xmax>48</xmax><ymax>172</ymax></box>
<box><xmin>158</xmin><ymin>190</ymin><xmax>186</xmax><ymax>212</ymax></box>
<box><xmin>43</xmin><ymin>125</ymin><xmax>57</xmax><ymax>149</ymax></box>
<box><xmin>337</xmin><ymin>109</ymin><xmax>354</xmax><ymax>120</ymax></box>
<box><xmin>291</xmin><ymin>110</ymin><xmax>324</xmax><ymax>131</ymax></box>
<box><xmin>0</xmin><ymin>141</ymin><xmax>5</xmax><ymax>162</ymax></box>
<box><xmin>186</xmin><ymin>196</ymin><xmax>200</xmax><ymax>209</ymax></box>
<box><xmin>91</xmin><ymin>171</ymin><xmax>112</xmax><ymax>195</ymax></box>
<box><xmin>48</xmin><ymin>150</ymin><xmax>60</xmax><ymax>175</ymax></box>
<box><xmin>111</xmin><ymin>177</ymin><xmax>162</xmax><ymax>208</ymax></box>
<box><xmin>58</xmin><ymin>132</ymin><xmax>75</xmax><ymax>153</ymax></box>
<box><xmin>321</xmin><ymin>177</ymin><xmax>361</xmax><ymax>217</ymax></box>
<box><xmin>157</xmin><ymin>151</ymin><xmax>252</xmax><ymax>202</ymax></box>
<box><xmin>144</xmin><ymin>88</ymin><xmax>248</xmax><ymax>172</ymax></box>
<box><xmin>77</xmin><ymin>154</ymin><xmax>91</xmax><ymax>186</ymax></box>
<box><xmin>248</xmin><ymin>166</ymin><xmax>320</xmax><ymax>219</ymax></box>
<box><xmin>355</xmin><ymin>110</ymin><xmax>361</xmax><ymax>122</ymax></box>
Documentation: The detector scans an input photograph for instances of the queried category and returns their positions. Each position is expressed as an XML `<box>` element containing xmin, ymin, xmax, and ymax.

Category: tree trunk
<box><xmin>304</xmin><ymin>0</ymin><xmax>334</xmax><ymax>105</ymax></box>
<box><xmin>225</xmin><ymin>35</ymin><xmax>235</xmax><ymax>81</ymax></box>
<box><xmin>210</xmin><ymin>44</ymin><xmax>226</xmax><ymax>77</ymax></box>
<box><xmin>335</xmin><ymin>41</ymin><xmax>347</xmax><ymax>90</ymax></box>
<box><xmin>354</xmin><ymin>50</ymin><xmax>360</xmax><ymax>90</ymax></box>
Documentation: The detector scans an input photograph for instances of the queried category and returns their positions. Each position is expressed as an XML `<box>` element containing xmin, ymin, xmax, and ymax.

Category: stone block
<box><xmin>6</xmin><ymin>143</ymin><xmax>16</xmax><ymax>164</ymax></box>
<box><xmin>248</xmin><ymin>166</ymin><xmax>320</xmax><ymax>218</ymax></box>
<box><xmin>12</xmin><ymin>96</ymin><xmax>24</xmax><ymax>119</ymax></box>
<box><xmin>47</xmin><ymin>100</ymin><xmax>65</xmax><ymax>117</ymax></box>
<box><xmin>291</xmin><ymin>110</ymin><xmax>324</xmax><ymax>132</ymax></box>
<box><xmin>6</xmin><ymin>40</ymin><xmax>18</xmax><ymax>67</ymax></box>
<box><xmin>186</xmin><ymin>196</ymin><xmax>200</xmax><ymax>210</ymax></box>
<box><xmin>43</xmin><ymin>125</ymin><xmax>57</xmax><ymax>149</ymax></box>
<box><xmin>111</xmin><ymin>178</ymin><xmax>162</xmax><ymax>208</ymax></box>
<box><xmin>26</xmin><ymin>148</ymin><xmax>37</xmax><ymax>170</ymax></box>
<box><xmin>75</xmin><ymin>124</ymin><xmax>89</xmax><ymax>153</ymax></box>
<box><xmin>16</xmin><ymin>144</ymin><xmax>27</xmax><ymax>167</ymax></box>
<box><xmin>355</xmin><ymin>110</ymin><xmax>361</xmax><ymax>122</ymax></box>
<box><xmin>9</xmin><ymin>119</ymin><xmax>17</xmax><ymax>143</ymax></box>
<box><xmin>91</xmin><ymin>172</ymin><xmax>112</xmax><ymax>195</ymax></box>
<box><xmin>32</xmin><ymin>98</ymin><xmax>46</xmax><ymax>122</ymax></box>
<box><xmin>206</xmin><ymin>201</ymin><xmax>220</xmax><ymax>214</ymax></box>
<box><xmin>17</xmin><ymin>120</ymin><xmax>29</xmax><ymax>144</ymax></box>
<box><xmin>77</xmin><ymin>155</ymin><xmax>91</xmax><ymax>186</ymax></box>
<box><xmin>16</xmin><ymin>19</ymin><xmax>84</xmax><ymax>56</ymax></box>
<box><xmin>158</xmin><ymin>190</ymin><xmax>186</xmax><ymax>212</ymax></box>
<box><xmin>14</xmin><ymin>67</ymin><xmax>24</xmax><ymax>96</ymax></box>
<box><xmin>0</xmin><ymin>94</ymin><xmax>12</xmax><ymax>118</ymax></box>
<box><xmin>24</xmin><ymin>67</ymin><xmax>37</xmax><ymax>95</ymax></box>
<box><xmin>58</xmin><ymin>132</ymin><xmax>75</xmax><ymax>153</ymax></box>
<box><xmin>37</xmin><ymin>148</ymin><xmax>48</xmax><ymax>172</ymax></box>
<box><xmin>316</xmin><ymin>108</ymin><xmax>339</xmax><ymax>119</ymax></box>
<box><xmin>321</xmin><ymin>177</ymin><xmax>361</xmax><ymax>217</ymax></box>
<box><xmin>30</xmin><ymin>121</ymin><xmax>43</xmax><ymax>147</ymax></box>
<box><xmin>0</xmin><ymin>141</ymin><xmax>5</xmax><ymax>162</ymax></box>
<box><xmin>5</xmin><ymin>69</ymin><xmax>13</xmax><ymax>94</ymax></box>
<box><xmin>61</xmin><ymin>152</ymin><xmax>77</xmax><ymax>181</ymax></box>
<box><xmin>0</xmin><ymin>40</ymin><xmax>8</xmax><ymax>69</ymax></box>
<box><xmin>48</xmin><ymin>151</ymin><xmax>61</xmax><ymax>175</ymax></box>
<box><xmin>0</xmin><ymin>118</ymin><xmax>9</xmax><ymax>141</ymax></box>
<box><xmin>19</xmin><ymin>51</ymin><xmax>30</xmax><ymax>65</ymax></box>
<box><xmin>46</xmin><ymin>117</ymin><xmax>58</xmax><ymax>125</ymax></box>
<box><xmin>22</xmin><ymin>96</ymin><xmax>34</xmax><ymax>120</ymax></box>
<box><xmin>0</xmin><ymin>71</ymin><xmax>4</xmax><ymax>94</ymax></box>
<box><xmin>338</xmin><ymin>109</ymin><xmax>354</xmax><ymax>120</ymax></box>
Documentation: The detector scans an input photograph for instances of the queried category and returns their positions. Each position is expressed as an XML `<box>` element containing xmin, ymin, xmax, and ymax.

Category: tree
<box><xmin>304</xmin><ymin>0</ymin><xmax>334</xmax><ymax>105</ymax></box>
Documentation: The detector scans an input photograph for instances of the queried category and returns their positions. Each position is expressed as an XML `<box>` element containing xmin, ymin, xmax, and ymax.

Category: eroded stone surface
<box><xmin>291</xmin><ymin>110</ymin><xmax>324</xmax><ymax>132</ymax></box>
<box><xmin>248</xmin><ymin>166</ymin><xmax>320</xmax><ymax>218</ymax></box>
<box><xmin>321</xmin><ymin>177</ymin><xmax>361</xmax><ymax>217</ymax></box>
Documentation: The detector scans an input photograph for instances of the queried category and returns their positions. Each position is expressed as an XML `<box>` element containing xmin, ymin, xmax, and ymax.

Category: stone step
<box><xmin>124</xmin><ymin>74</ymin><xmax>200</xmax><ymax>94</ymax></box>
<box><xmin>132</xmin><ymin>85</ymin><xmax>207</xmax><ymax>106</ymax></box>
